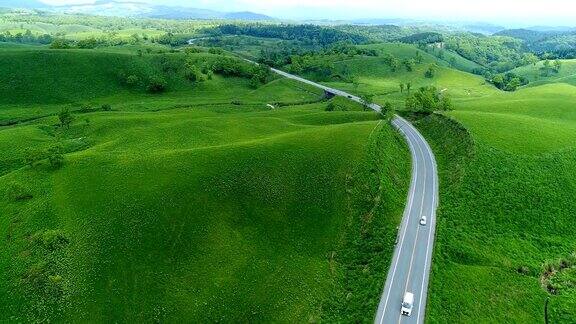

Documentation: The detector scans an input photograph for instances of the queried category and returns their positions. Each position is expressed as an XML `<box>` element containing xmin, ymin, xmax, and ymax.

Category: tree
<box><xmin>403</xmin><ymin>59</ymin><xmax>416</xmax><ymax>72</ymax></box>
<box><xmin>50</xmin><ymin>38</ymin><xmax>70</xmax><ymax>49</ymax></box>
<box><xmin>505</xmin><ymin>77</ymin><xmax>521</xmax><ymax>91</ymax></box>
<box><xmin>415</xmin><ymin>51</ymin><xmax>424</xmax><ymax>64</ymax></box>
<box><xmin>147</xmin><ymin>77</ymin><xmax>167</xmax><ymax>93</ymax></box>
<box><xmin>554</xmin><ymin>59</ymin><xmax>562</xmax><ymax>72</ymax></box>
<box><xmin>406</xmin><ymin>82</ymin><xmax>412</xmax><ymax>94</ymax></box>
<box><xmin>58</xmin><ymin>108</ymin><xmax>73</xmax><ymax>129</ymax></box>
<box><xmin>522</xmin><ymin>53</ymin><xmax>539</xmax><ymax>66</ymax></box>
<box><xmin>383</xmin><ymin>101</ymin><xmax>395</xmax><ymax>120</ymax></box>
<box><xmin>47</xmin><ymin>145</ymin><xmax>64</xmax><ymax>169</ymax></box>
<box><xmin>440</xmin><ymin>95</ymin><xmax>453</xmax><ymax>111</ymax></box>
<box><xmin>185</xmin><ymin>63</ymin><xmax>206</xmax><ymax>82</ymax></box>
<box><xmin>399</xmin><ymin>83</ymin><xmax>405</xmax><ymax>93</ymax></box>
<box><xmin>405</xmin><ymin>86</ymin><xmax>451</xmax><ymax>114</ymax></box>
<box><xmin>425</xmin><ymin>66</ymin><xmax>435</xmax><ymax>78</ymax></box>
<box><xmin>492</xmin><ymin>74</ymin><xmax>505</xmax><ymax>89</ymax></box>
<box><xmin>390</xmin><ymin>57</ymin><xmax>400</xmax><ymax>72</ymax></box>
<box><xmin>360</xmin><ymin>94</ymin><xmax>374</xmax><ymax>110</ymax></box>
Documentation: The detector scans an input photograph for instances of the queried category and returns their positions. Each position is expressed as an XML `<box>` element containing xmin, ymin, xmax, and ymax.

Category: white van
<box><xmin>401</xmin><ymin>292</ymin><xmax>414</xmax><ymax>316</ymax></box>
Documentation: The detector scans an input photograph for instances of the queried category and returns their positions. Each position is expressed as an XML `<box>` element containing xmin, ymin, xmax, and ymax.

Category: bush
<box><xmin>47</xmin><ymin>145</ymin><xmax>64</xmax><ymax>169</ymax></box>
<box><xmin>405</xmin><ymin>86</ymin><xmax>452</xmax><ymax>113</ymax></box>
<box><xmin>126</xmin><ymin>75</ymin><xmax>140</xmax><ymax>87</ymax></box>
<box><xmin>425</xmin><ymin>66</ymin><xmax>435</xmax><ymax>78</ymax></box>
<box><xmin>146</xmin><ymin>76</ymin><xmax>167</xmax><ymax>93</ymax></box>
<box><xmin>101</xmin><ymin>104</ymin><xmax>112</xmax><ymax>111</ymax></box>
<box><xmin>326</xmin><ymin>102</ymin><xmax>336</xmax><ymax>111</ymax></box>
<box><xmin>58</xmin><ymin>108</ymin><xmax>73</xmax><ymax>129</ymax></box>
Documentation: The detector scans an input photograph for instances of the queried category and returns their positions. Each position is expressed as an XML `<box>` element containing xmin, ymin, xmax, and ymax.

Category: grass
<box><xmin>512</xmin><ymin>59</ymin><xmax>576</xmax><ymax>87</ymax></box>
<box><xmin>409</xmin><ymin>81</ymin><xmax>576</xmax><ymax>323</ymax></box>
<box><xmin>0</xmin><ymin>45</ymin><xmax>411</xmax><ymax>322</ymax></box>
<box><xmin>0</xmin><ymin>48</ymin><xmax>324</xmax><ymax>123</ymax></box>
<box><xmin>318</xmin><ymin>43</ymin><xmax>497</xmax><ymax>109</ymax></box>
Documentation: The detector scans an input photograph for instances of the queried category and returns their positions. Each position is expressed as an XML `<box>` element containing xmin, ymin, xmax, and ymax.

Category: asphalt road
<box><xmin>267</xmin><ymin>66</ymin><xmax>439</xmax><ymax>324</ymax></box>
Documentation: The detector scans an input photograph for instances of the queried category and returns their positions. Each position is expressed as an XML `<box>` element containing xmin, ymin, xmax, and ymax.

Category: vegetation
<box><xmin>0</xmin><ymin>30</ymin><xmax>411</xmax><ymax>323</ymax></box>
<box><xmin>2</xmin><ymin>8</ymin><xmax>576</xmax><ymax>324</ymax></box>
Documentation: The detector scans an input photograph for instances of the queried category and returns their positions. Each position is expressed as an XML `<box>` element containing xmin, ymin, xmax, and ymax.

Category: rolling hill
<box><xmin>0</xmin><ymin>46</ymin><xmax>410</xmax><ymax>322</ymax></box>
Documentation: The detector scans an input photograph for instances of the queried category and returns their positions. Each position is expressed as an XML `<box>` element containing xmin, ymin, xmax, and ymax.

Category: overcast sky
<box><xmin>38</xmin><ymin>0</ymin><xmax>576</xmax><ymax>25</ymax></box>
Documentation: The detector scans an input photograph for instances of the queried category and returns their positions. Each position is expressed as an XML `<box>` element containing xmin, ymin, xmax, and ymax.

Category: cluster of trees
<box><xmin>540</xmin><ymin>59</ymin><xmax>563</xmax><ymax>76</ymax></box>
<box><xmin>184</xmin><ymin>51</ymin><xmax>273</xmax><ymax>88</ymax></box>
<box><xmin>0</xmin><ymin>30</ymin><xmax>53</xmax><ymax>44</ymax></box>
<box><xmin>399</xmin><ymin>32</ymin><xmax>444</xmax><ymax>45</ymax></box>
<box><xmin>212</xmin><ymin>24</ymin><xmax>369</xmax><ymax>46</ymax></box>
<box><xmin>382</xmin><ymin>51</ymin><xmax>429</xmax><ymax>75</ymax></box>
<box><xmin>50</xmin><ymin>35</ymin><xmax>143</xmax><ymax>49</ymax></box>
<box><xmin>444</xmin><ymin>34</ymin><xmax>525</xmax><ymax>73</ymax></box>
<box><xmin>259</xmin><ymin>41</ymin><xmax>377</xmax><ymax>68</ymax></box>
<box><xmin>487</xmin><ymin>72</ymin><xmax>528</xmax><ymax>91</ymax></box>
<box><xmin>405</xmin><ymin>86</ymin><xmax>452</xmax><ymax>113</ymax></box>
<box><xmin>118</xmin><ymin>71</ymin><xmax>168</xmax><ymax>93</ymax></box>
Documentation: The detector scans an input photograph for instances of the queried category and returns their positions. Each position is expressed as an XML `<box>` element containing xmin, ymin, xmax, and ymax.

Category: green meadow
<box><xmin>0</xmin><ymin>46</ymin><xmax>410</xmax><ymax>322</ymax></box>
<box><xmin>313</xmin><ymin>42</ymin><xmax>576</xmax><ymax>322</ymax></box>
<box><xmin>416</xmin><ymin>76</ymin><xmax>576</xmax><ymax>323</ymax></box>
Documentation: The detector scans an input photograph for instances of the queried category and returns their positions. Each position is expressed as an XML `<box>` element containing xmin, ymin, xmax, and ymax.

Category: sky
<box><xmin>38</xmin><ymin>0</ymin><xmax>576</xmax><ymax>25</ymax></box>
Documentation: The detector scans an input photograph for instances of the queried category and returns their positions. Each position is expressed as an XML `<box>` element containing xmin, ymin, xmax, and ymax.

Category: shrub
<box><xmin>425</xmin><ymin>66</ymin><xmax>435</xmax><ymax>78</ymax></box>
<box><xmin>326</xmin><ymin>102</ymin><xmax>336</xmax><ymax>111</ymax></box>
<box><xmin>147</xmin><ymin>76</ymin><xmax>167</xmax><ymax>93</ymax></box>
<box><xmin>47</xmin><ymin>145</ymin><xmax>64</xmax><ymax>169</ymax></box>
<box><xmin>79</xmin><ymin>104</ymin><xmax>93</xmax><ymax>113</ymax></box>
<box><xmin>101</xmin><ymin>104</ymin><xmax>112</xmax><ymax>111</ymax></box>
<box><xmin>33</xmin><ymin>229</ymin><xmax>69</xmax><ymax>251</ymax></box>
<box><xmin>58</xmin><ymin>108</ymin><xmax>73</xmax><ymax>129</ymax></box>
<box><xmin>126</xmin><ymin>75</ymin><xmax>140</xmax><ymax>86</ymax></box>
<box><xmin>405</xmin><ymin>86</ymin><xmax>452</xmax><ymax>113</ymax></box>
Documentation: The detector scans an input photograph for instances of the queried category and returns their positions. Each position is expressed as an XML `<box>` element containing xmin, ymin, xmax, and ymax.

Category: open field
<box><xmin>411</xmin><ymin>81</ymin><xmax>576</xmax><ymax>323</ymax></box>
<box><xmin>0</xmin><ymin>46</ymin><xmax>411</xmax><ymax>322</ymax></box>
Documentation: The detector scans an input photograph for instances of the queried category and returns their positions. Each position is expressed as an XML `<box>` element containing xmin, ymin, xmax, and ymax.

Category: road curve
<box><xmin>266</xmin><ymin>66</ymin><xmax>439</xmax><ymax>323</ymax></box>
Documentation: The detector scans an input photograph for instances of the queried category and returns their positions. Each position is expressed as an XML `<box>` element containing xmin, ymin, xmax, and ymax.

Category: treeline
<box><xmin>258</xmin><ymin>42</ymin><xmax>378</xmax><ymax>82</ymax></box>
<box><xmin>444</xmin><ymin>34</ymin><xmax>525</xmax><ymax>73</ymax></box>
<box><xmin>399</xmin><ymin>32</ymin><xmax>444</xmax><ymax>45</ymax></box>
<box><xmin>495</xmin><ymin>29</ymin><xmax>576</xmax><ymax>59</ymax></box>
<box><xmin>0</xmin><ymin>30</ymin><xmax>53</xmax><ymax>44</ymax></box>
<box><xmin>209</xmin><ymin>24</ymin><xmax>369</xmax><ymax>46</ymax></box>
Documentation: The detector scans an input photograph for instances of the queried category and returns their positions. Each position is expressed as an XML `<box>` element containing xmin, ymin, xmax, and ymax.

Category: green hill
<box><xmin>319</xmin><ymin>43</ymin><xmax>496</xmax><ymax>109</ymax></box>
<box><xmin>0</xmin><ymin>48</ymin><xmax>411</xmax><ymax>322</ymax></box>
<box><xmin>512</xmin><ymin>59</ymin><xmax>576</xmax><ymax>87</ymax></box>
<box><xmin>413</xmin><ymin>82</ymin><xmax>576</xmax><ymax>323</ymax></box>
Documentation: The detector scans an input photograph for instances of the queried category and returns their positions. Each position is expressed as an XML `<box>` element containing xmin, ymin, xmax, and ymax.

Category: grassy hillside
<box><xmin>320</xmin><ymin>43</ymin><xmax>496</xmax><ymax>108</ymax></box>
<box><xmin>512</xmin><ymin>59</ymin><xmax>576</xmax><ymax>87</ymax></box>
<box><xmin>0</xmin><ymin>48</ymin><xmax>323</xmax><ymax>123</ymax></box>
<box><xmin>0</xmin><ymin>46</ymin><xmax>411</xmax><ymax>322</ymax></box>
<box><xmin>412</xmin><ymin>83</ymin><xmax>576</xmax><ymax>323</ymax></box>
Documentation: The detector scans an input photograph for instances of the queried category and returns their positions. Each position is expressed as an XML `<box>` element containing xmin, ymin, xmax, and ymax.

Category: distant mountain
<box><xmin>526</xmin><ymin>26</ymin><xmax>576</xmax><ymax>33</ymax></box>
<box><xmin>462</xmin><ymin>23</ymin><xmax>505</xmax><ymax>35</ymax></box>
<box><xmin>494</xmin><ymin>29</ymin><xmax>554</xmax><ymax>42</ymax></box>
<box><xmin>0</xmin><ymin>0</ymin><xmax>274</xmax><ymax>20</ymax></box>
<box><xmin>224</xmin><ymin>11</ymin><xmax>272</xmax><ymax>21</ymax></box>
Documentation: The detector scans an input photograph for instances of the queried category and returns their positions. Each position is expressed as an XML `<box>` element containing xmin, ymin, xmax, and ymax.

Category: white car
<box><xmin>420</xmin><ymin>216</ymin><xmax>427</xmax><ymax>226</ymax></box>
<box><xmin>401</xmin><ymin>292</ymin><xmax>414</xmax><ymax>316</ymax></box>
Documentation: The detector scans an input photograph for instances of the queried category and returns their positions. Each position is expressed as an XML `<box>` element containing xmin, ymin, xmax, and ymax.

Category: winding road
<box><xmin>269</xmin><ymin>67</ymin><xmax>439</xmax><ymax>323</ymax></box>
